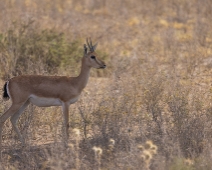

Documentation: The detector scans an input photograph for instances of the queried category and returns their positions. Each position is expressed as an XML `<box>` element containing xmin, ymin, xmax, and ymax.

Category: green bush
<box><xmin>0</xmin><ymin>20</ymin><xmax>108</xmax><ymax>79</ymax></box>
<box><xmin>169</xmin><ymin>158</ymin><xmax>194</xmax><ymax>170</ymax></box>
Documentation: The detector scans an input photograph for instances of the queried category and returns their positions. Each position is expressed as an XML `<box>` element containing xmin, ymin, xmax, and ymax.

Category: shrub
<box><xmin>0</xmin><ymin>20</ymin><xmax>108</xmax><ymax>79</ymax></box>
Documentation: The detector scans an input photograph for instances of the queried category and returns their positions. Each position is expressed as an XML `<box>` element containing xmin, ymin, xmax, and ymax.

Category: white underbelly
<box><xmin>29</xmin><ymin>95</ymin><xmax>62</xmax><ymax>107</ymax></box>
<box><xmin>29</xmin><ymin>94</ymin><xmax>79</xmax><ymax>107</ymax></box>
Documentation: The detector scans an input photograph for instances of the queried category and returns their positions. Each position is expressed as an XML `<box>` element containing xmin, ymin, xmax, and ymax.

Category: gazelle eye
<box><xmin>91</xmin><ymin>56</ymin><xmax>96</xmax><ymax>59</ymax></box>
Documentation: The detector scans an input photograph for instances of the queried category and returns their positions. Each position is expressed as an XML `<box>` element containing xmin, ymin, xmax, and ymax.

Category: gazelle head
<box><xmin>83</xmin><ymin>38</ymin><xmax>106</xmax><ymax>69</ymax></box>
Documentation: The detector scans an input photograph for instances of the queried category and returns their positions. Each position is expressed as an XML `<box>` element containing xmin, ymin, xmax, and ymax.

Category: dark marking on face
<box><xmin>91</xmin><ymin>56</ymin><xmax>96</xmax><ymax>59</ymax></box>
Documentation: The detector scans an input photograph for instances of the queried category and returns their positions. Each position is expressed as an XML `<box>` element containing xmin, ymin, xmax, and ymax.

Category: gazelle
<box><xmin>0</xmin><ymin>38</ymin><xmax>106</xmax><ymax>159</ymax></box>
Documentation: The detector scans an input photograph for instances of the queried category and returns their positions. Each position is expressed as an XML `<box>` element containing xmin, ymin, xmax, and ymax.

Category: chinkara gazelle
<box><xmin>0</xmin><ymin>38</ymin><xmax>106</xmax><ymax>159</ymax></box>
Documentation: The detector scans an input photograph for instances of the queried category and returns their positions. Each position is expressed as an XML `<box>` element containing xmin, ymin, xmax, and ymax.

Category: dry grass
<box><xmin>1</xmin><ymin>0</ymin><xmax>212</xmax><ymax>169</ymax></box>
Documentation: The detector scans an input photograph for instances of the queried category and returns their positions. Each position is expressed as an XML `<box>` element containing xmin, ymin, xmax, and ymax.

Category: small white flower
<box><xmin>92</xmin><ymin>146</ymin><xmax>103</xmax><ymax>155</ymax></box>
<box><xmin>73</xmin><ymin>128</ymin><xmax>80</xmax><ymax>136</ymax></box>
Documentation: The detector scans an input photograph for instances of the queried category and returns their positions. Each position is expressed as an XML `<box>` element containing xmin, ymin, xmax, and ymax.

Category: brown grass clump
<box><xmin>1</xmin><ymin>0</ymin><xmax>212</xmax><ymax>169</ymax></box>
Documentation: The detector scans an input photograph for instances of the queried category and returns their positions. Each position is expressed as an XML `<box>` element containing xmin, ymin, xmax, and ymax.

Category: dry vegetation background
<box><xmin>0</xmin><ymin>0</ymin><xmax>212</xmax><ymax>169</ymax></box>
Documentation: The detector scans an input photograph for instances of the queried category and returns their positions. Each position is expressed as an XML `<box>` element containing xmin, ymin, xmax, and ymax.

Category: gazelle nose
<box><xmin>100</xmin><ymin>64</ymin><xmax>106</xmax><ymax>69</ymax></box>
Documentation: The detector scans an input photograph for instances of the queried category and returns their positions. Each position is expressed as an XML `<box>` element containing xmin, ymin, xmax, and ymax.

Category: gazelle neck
<box><xmin>75</xmin><ymin>59</ymin><xmax>91</xmax><ymax>92</ymax></box>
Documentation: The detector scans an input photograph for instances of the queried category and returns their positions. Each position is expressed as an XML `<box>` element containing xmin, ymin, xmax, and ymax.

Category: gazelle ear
<box><xmin>84</xmin><ymin>44</ymin><xmax>88</xmax><ymax>56</ymax></box>
<box><xmin>93</xmin><ymin>43</ymin><xmax>98</xmax><ymax>51</ymax></box>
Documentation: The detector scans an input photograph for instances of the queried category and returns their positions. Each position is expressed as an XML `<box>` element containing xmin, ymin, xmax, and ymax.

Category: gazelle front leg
<box><xmin>62</xmin><ymin>102</ymin><xmax>70</xmax><ymax>141</ymax></box>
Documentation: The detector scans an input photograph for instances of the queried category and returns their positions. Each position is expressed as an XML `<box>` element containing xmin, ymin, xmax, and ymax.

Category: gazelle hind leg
<box><xmin>10</xmin><ymin>100</ymin><xmax>30</xmax><ymax>146</ymax></box>
<box><xmin>0</xmin><ymin>103</ymin><xmax>25</xmax><ymax>160</ymax></box>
